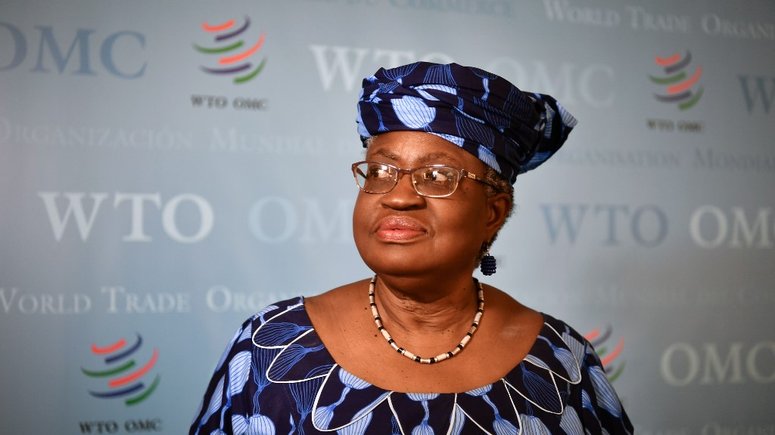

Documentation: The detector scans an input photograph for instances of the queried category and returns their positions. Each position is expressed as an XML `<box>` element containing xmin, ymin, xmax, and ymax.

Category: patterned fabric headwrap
<box><xmin>356</xmin><ymin>62</ymin><xmax>578</xmax><ymax>184</ymax></box>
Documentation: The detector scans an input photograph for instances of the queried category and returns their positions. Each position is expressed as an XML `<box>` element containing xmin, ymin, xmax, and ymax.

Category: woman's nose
<box><xmin>380</xmin><ymin>172</ymin><xmax>425</xmax><ymax>209</ymax></box>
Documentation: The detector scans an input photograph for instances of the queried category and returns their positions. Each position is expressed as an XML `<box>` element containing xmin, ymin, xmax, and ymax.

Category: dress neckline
<box><xmin>245</xmin><ymin>297</ymin><xmax>593</xmax><ymax>432</ymax></box>
<box><xmin>301</xmin><ymin>295</ymin><xmax>547</xmax><ymax>394</ymax></box>
<box><xmin>252</xmin><ymin>297</ymin><xmax>583</xmax><ymax>395</ymax></box>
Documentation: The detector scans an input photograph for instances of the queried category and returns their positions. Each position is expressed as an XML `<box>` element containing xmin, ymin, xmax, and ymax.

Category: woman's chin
<box><xmin>361</xmin><ymin>255</ymin><xmax>431</xmax><ymax>277</ymax></box>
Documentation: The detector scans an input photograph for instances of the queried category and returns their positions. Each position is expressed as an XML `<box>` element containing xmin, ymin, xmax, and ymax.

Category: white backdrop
<box><xmin>1</xmin><ymin>0</ymin><xmax>774</xmax><ymax>433</ymax></box>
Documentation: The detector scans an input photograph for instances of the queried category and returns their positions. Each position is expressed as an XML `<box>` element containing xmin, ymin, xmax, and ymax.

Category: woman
<box><xmin>190</xmin><ymin>62</ymin><xmax>633</xmax><ymax>434</ymax></box>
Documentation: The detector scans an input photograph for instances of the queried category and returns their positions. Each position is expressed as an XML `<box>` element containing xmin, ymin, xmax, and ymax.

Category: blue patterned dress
<box><xmin>190</xmin><ymin>297</ymin><xmax>633</xmax><ymax>434</ymax></box>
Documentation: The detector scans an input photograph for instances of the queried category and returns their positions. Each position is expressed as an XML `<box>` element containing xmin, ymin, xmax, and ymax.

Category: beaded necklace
<box><xmin>368</xmin><ymin>275</ymin><xmax>484</xmax><ymax>364</ymax></box>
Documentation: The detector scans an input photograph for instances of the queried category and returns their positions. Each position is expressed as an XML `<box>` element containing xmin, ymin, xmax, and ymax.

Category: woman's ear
<box><xmin>484</xmin><ymin>192</ymin><xmax>512</xmax><ymax>239</ymax></box>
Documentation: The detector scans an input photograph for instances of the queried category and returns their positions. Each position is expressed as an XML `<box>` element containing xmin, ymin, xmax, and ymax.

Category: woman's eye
<box><xmin>369</xmin><ymin>167</ymin><xmax>390</xmax><ymax>179</ymax></box>
<box><xmin>426</xmin><ymin>170</ymin><xmax>450</xmax><ymax>182</ymax></box>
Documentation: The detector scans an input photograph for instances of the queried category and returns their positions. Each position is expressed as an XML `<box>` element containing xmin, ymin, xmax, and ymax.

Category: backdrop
<box><xmin>1</xmin><ymin>0</ymin><xmax>774</xmax><ymax>433</ymax></box>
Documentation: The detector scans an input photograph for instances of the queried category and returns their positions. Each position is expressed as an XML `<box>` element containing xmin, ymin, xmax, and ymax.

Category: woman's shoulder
<box><xmin>212</xmin><ymin>296</ymin><xmax>311</xmax><ymax>363</ymax></box>
<box><xmin>483</xmin><ymin>285</ymin><xmax>544</xmax><ymax>342</ymax></box>
<box><xmin>484</xmin><ymin>285</ymin><xmax>590</xmax><ymax>345</ymax></box>
<box><xmin>539</xmin><ymin>312</ymin><xmax>593</xmax><ymax>348</ymax></box>
<box><xmin>482</xmin><ymin>285</ymin><xmax>600</xmax><ymax>373</ymax></box>
<box><xmin>303</xmin><ymin>279</ymin><xmax>369</xmax><ymax>307</ymax></box>
<box><xmin>233</xmin><ymin>280</ymin><xmax>369</xmax><ymax>346</ymax></box>
<box><xmin>241</xmin><ymin>296</ymin><xmax>307</xmax><ymax>329</ymax></box>
<box><xmin>237</xmin><ymin>278</ymin><xmax>365</xmax><ymax>329</ymax></box>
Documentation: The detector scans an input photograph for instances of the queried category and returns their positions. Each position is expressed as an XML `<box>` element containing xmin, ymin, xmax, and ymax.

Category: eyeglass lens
<box><xmin>353</xmin><ymin>162</ymin><xmax>460</xmax><ymax>197</ymax></box>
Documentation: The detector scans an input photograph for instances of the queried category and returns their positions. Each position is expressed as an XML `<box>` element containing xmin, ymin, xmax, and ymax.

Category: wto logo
<box><xmin>585</xmin><ymin>326</ymin><xmax>625</xmax><ymax>382</ymax></box>
<box><xmin>81</xmin><ymin>334</ymin><xmax>160</xmax><ymax>406</ymax></box>
<box><xmin>193</xmin><ymin>16</ymin><xmax>267</xmax><ymax>84</ymax></box>
<box><xmin>649</xmin><ymin>51</ymin><xmax>703</xmax><ymax>110</ymax></box>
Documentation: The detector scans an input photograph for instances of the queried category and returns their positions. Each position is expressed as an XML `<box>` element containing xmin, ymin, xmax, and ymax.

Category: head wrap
<box><xmin>356</xmin><ymin>62</ymin><xmax>577</xmax><ymax>184</ymax></box>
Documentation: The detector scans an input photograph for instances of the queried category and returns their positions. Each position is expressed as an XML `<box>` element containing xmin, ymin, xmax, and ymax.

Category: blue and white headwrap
<box><xmin>356</xmin><ymin>62</ymin><xmax>578</xmax><ymax>184</ymax></box>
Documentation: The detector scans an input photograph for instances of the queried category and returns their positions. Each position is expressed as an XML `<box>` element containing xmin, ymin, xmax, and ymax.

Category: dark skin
<box><xmin>305</xmin><ymin>131</ymin><xmax>544</xmax><ymax>393</ymax></box>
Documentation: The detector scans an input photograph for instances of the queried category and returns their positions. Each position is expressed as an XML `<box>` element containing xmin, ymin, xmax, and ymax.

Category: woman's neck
<box><xmin>372</xmin><ymin>274</ymin><xmax>480</xmax><ymax>335</ymax></box>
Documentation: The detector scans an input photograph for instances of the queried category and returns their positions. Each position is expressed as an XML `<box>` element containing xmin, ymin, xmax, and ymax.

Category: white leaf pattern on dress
<box><xmin>201</xmin><ymin>375</ymin><xmax>224</xmax><ymax>426</ymax></box>
<box><xmin>407</xmin><ymin>393</ymin><xmax>439</xmax><ymax>435</ymax></box>
<box><xmin>559</xmin><ymin>406</ymin><xmax>583</xmax><ymax>434</ymax></box>
<box><xmin>448</xmin><ymin>405</ymin><xmax>465</xmax><ymax>435</ymax></box>
<box><xmin>339</xmin><ymin>368</ymin><xmax>372</xmax><ymax>390</ymax></box>
<box><xmin>312</xmin><ymin>399</ymin><xmax>336</xmax><ymax>429</ymax></box>
<box><xmin>254</xmin><ymin>304</ymin><xmax>279</xmax><ymax>322</ymax></box>
<box><xmin>523</xmin><ymin>354</ymin><xmax>551</xmax><ymax>372</ymax></box>
<box><xmin>549</xmin><ymin>346</ymin><xmax>581</xmax><ymax>384</ymax></box>
<box><xmin>339</xmin><ymin>412</ymin><xmax>372</xmax><ymax>435</ymax></box>
<box><xmin>238</xmin><ymin>324</ymin><xmax>254</xmax><ymax>343</ymax></box>
<box><xmin>268</xmin><ymin>340</ymin><xmax>325</xmax><ymax>381</ymax></box>
<box><xmin>229</xmin><ymin>351</ymin><xmax>252</xmax><ymax>397</ymax></box>
<box><xmin>248</xmin><ymin>414</ymin><xmax>275</xmax><ymax>435</ymax></box>
<box><xmin>521</xmin><ymin>415</ymin><xmax>552</xmax><ymax>435</ymax></box>
<box><xmin>232</xmin><ymin>415</ymin><xmax>248</xmax><ymax>434</ymax></box>
<box><xmin>311</xmin><ymin>366</ymin><xmax>391</xmax><ymax>432</ymax></box>
<box><xmin>481</xmin><ymin>390</ymin><xmax>518</xmax><ymax>435</ymax></box>
<box><xmin>589</xmin><ymin>365</ymin><xmax>622</xmax><ymax>418</ymax></box>
<box><xmin>465</xmin><ymin>385</ymin><xmax>492</xmax><ymax>397</ymax></box>
<box><xmin>581</xmin><ymin>390</ymin><xmax>597</xmax><ymax>420</ymax></box>
<box><xmin>509</xmin><ymin>365</ymin><xmax>562</xmax><ymax>414</ymax></box>
<box><xmin>254</xmin><ymin>322</ymin><xmax>310</xmax><ymax>348</ymax></box>
<box><xmin>494</xmin><ymin>417</ymin><xmax>518</xmax><ymax>435</ymax></box>
<box><xmin>561</xmin><ymin>332</ymin><xmax>586</xmax><ymax>365</ymax></box>
<box><xmin>541</xmin><ymin>325</ymin><xmax>582</xmax><ymax>383</ymax></box>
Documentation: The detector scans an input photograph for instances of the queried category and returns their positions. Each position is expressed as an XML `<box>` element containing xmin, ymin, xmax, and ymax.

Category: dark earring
<box><xmin>480</xmin><ymin>248</ymin><xmax>496</xmax><ymax>276</ymax></box>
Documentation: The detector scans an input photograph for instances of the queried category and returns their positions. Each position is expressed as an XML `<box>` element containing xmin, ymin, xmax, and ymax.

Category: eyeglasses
<box><xmin>351</xmin><ymin>161</ymin><xmax>500</xmax><ymax>198</ymax></box>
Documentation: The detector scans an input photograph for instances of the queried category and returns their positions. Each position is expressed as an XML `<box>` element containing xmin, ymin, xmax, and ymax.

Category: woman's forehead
<box><xmin>365</xmin><ymin>132</ymin><xmax>484</xmax><ymax>169</ymax></box>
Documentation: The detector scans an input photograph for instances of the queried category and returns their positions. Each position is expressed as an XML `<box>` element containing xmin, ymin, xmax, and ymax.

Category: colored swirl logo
<box><xmin>194</xmin><ymin>16</ymin><xmax>267</xmax><ymax>84</ymax></box>
<box><xmin>81</xmin><ymin>334</ymin><xmax>160</xmax><ymax>406</ymax></box>
<box><xmin>585</xmin><ymin>326</ymin><xmax>625</xmax><ymax>382</ymax></box>
<box><xmin>649</xmin><ymin>51</ymin><xmax>703</xmax><ymax>110</ymax></box>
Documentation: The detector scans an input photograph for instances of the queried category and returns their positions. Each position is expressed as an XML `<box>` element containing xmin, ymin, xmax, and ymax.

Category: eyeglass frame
<box><xmin>350</xmin><ymin>160</ymin><xmax>502</xmax><ymax>198</ymax></box>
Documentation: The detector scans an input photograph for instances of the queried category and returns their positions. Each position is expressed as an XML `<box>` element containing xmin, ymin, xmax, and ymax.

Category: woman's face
<box><xmin>352</xmin><ymin>131</ymin><xmax>510</xmax><ymax>278</ymax></box>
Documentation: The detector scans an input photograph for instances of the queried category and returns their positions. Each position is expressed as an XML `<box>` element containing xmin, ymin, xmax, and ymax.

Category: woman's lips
<box><xmin>374</xmin><ymin>216</ymin><xmax>427</xmax><ymax>241</ymax></box>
